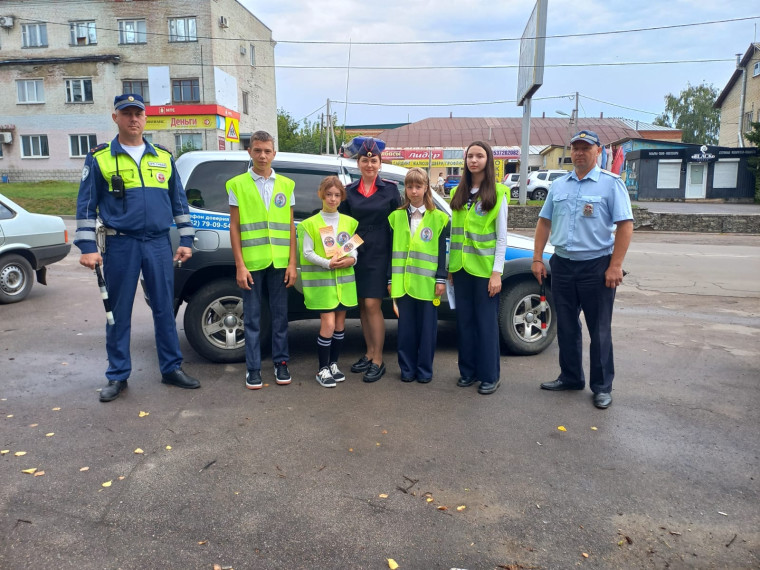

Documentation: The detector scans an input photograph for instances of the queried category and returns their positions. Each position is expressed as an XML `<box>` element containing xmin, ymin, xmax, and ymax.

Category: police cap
<box><xmin>114</xmin><ymin>93</ymin><xmax>146</xmax><ymax>111</ymax></box>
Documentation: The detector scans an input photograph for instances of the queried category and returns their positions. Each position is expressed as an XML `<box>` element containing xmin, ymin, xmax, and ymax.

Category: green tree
<box><xmin>653</xmin><ymin>82</ymin><xmax>721</xmax><ymax>145</ymax></box>
<box><xmin>744</xmin><ymin>121</ymin><xmax>760</xmax><ymax>202</ymax></box>
<box><xmin>276</xmin><ymin>108</ymin><xmax>323</xmax><ymax>154</ymax></box>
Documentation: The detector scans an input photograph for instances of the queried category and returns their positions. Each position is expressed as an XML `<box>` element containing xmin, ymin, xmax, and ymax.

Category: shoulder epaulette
<box><xmin>601</xmin><ymin>169</ymin><xmax>621</xmax><ymax>179</ymax></box>
<box><xmin>381</xmin><ymin>178</ymin><xmax>398</xmax><ymax>185</ymax></box>
<box><xmin>89</xmin><ymin>143</ymin><xmax>109</xmax><ymax>155</ymax></box>
<box><xmin>152</xmin><ymin>143</ymin><xmax>173</xmax><ymax>156</ymax></box>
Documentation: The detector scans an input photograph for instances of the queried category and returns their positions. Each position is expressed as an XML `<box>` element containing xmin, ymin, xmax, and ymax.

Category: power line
<box><xmin>580</xmin><ymin>95</ymin><xmax>661</xmax><ymax>116</ymax></box>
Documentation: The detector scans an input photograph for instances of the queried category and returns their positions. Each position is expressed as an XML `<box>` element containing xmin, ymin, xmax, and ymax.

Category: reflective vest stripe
<box><xmin>392</xmin><ymin>251</ymin><xmax>408</xmax><ymax>259</ymax></box>
<box><xmin>409</xmin><ymin>251</ymin><xmax>438</xmax><ymax>263</ymax></box>
<box><xmin>241</xmin><ymin>221</ymin><xmax>268</xmax><ymax>232</ymax></box>
<box><xmin>467</xmin><ymin>231</ymin><xmax>497</xmax><ymax>242</ymax></box>
<box><xmin>269</xmin><ymin>222</ymin><xmax>292</xmax><ymax>231</ymax></box>
<box><xmin>407</xmin><ymin>265</ymin><xmax>437</xmax><ymax>278</ymax></box>
<box><xmin>464</xmin><ymin>245</ymin><xmax>495</xmax><ymax>256</ymax></box>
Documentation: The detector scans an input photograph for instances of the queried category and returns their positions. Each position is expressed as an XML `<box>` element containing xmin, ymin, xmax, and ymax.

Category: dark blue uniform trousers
<box><xmin>452</xmin><ymin>270</ymin><xmax>500</xmax><ymax>383</ymax></box>
<box><xmin>242</xmin><ymin>265</ymin><xmax>289</xmax><ymax>372</ymax></box>
<box><xmin>396</xmin><ymin>294</ymin><xmax>438</xmax><ymax>380</ymax></box>
<box><xmin>550</xmin><ymin>254</ymin><xmax>615</xmax><ymax>393</ymax></box>
<box><xmin>103</xmin><ymin>235</ymin><xmax>183</xmax><ymax>381</ymax></box>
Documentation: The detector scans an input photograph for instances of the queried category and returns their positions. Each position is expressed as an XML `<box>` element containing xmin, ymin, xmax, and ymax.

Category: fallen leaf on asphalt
<box><xmin>557</xmin><ymin>426</ymin><xmax>567</xmax><ymax>432</ymax></box>
<box><xmin>22</xmin><ymin>468</ymin><xmax>37</xmax><ymax>474</ymax></box>
<box><xmin>14</xmin><ymin>451</ymin><xmax>27</xmax><ymax>456</ymax></box>
<box><xmin>6</xmin><ymin>414</ymin><xmax>12</xmax><ymax>418</ymax></box>
<box><xmin>426</xmin><ymin>497</ymin><xmax>434</xmax><ymax>503</ymax></box>
<box><xmin>582</xmin><ymin>552</ymin><xmax>589</xmax><ymax>558</ymax></box>
<box><xmin>387</xmin><ymin>559</ymin><xmax>399</xmax><ymax>569</ymax></box>
<box><xmin>197</xmin><ymin>540</ymin><xmax>207</xmax><ymax>545</ymax></box>
<box><xmin>165</xmin><ymin>445</ymin><xmax>172</xmax><ymax>450</ymax></box>
<box><xmin>118</xmin><ymin>476</ymin><xmax>125</xmax><ymax>480</ymax></box>
<box><xmin>52</xmin><ymin>407</ymin><xmax>61</xmax><ymax>411</ymax></box>
<box><xmin>29</xmin><ymin>423</ymin><xmax>38</xmax><ymax>427</ymax></box>
<box><xmin>34</xmin><ymin>471</ymin><xmax>45</xmax><ymax>477</ymax></box>
<box><xmin>669</xmin><ymin>531</ymin><xmax>681</xmax><ymax>536</ymax></box>
<box><xmin>46</xmin><ymin>433</ymin><xmax>54</xmax><ymax>437</ymax></box>
<box><xmin>379</xmin><ymin>494</ymin><xmax>388</xmax><ymax>499</ymax></box>
<box><xmin>61</xmin><ymin>362</ymin><xmax>68</xmax><ymax>366</ymax></box>
<box><xmin>382</xmin><ymin>430</ymin><xmax>388</xmax><ymax>434</ymax></box>
<box><xmin>456</xmin><ymin>505</ymin><xmax>466</xmax><ymax>511</ymax></box>
<box><xmin>437</xmin><ymin>506</ymin><xmax>448</xmax><ymax>511</ymax></box>
<box><xmin>134</xmin><ymin>448</ymin><xmax>144</xmax><ymax>454</ymax></box>
<box><xmin>591</xmin><ymin>427</ymin><xmax>598</xmax><ymax>431</ymax></box>
<box><xmin>80</xmin><ymin>466</ymin><xmax>89</xmax><ymax>472</ymax></box>
<box><xmin>349</xmin><ymin>448</ymin><xmax>354</xmax><ymax>452</ymax></box>
<box><xmin>264</xmin><ymin>383</ymin><xmax>270</xmax><ymax>387</ymax></box>
<box><xmin>138</xmin><ymin>411</ymin><xmax>149</xmax><ymax>417</ymax></box>
<box><xmin>376</xmin><ymin>442</ymin><xmax>381</xmax><ymax>446</ymax></box>
<box><xmin>102</xmin><ymin>480</ymin><xmax>112</xmax><ymax>487</ymax></box>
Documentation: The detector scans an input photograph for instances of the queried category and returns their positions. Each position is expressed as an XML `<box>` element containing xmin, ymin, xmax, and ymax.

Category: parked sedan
<box><xmin>443</xmin><ymin>175</ymin><xmax>461</xmax><ymax>195</ymax></box>
<box><xmin>0</xmin><ymin>193</ymin><xmax>71</xmax><ymax>303</ymax></box>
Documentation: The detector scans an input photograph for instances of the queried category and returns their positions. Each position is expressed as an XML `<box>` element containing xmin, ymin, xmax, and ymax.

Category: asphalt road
<box><xmin>1</xmin><ymin>230</ymin><xmax>758</xmax><ymax>569</ymax></box>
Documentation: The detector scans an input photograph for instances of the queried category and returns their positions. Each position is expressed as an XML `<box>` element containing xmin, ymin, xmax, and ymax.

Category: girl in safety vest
<box><xmin>298</xmin><ymin>176</ymin><xmax>359</xmax><ymax>388</ymax></box>
<box><xmin>387</xmin><ymin>168</ymin><xmax>449</xmax><ymax>384</ymax></box>
<box><xmin>448</xmin><ymin>141</ymin><xmax>509</xmax><ymax>395</ymax></box>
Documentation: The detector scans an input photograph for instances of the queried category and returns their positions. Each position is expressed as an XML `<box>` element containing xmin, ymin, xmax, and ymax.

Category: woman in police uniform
<box><xmin>448</xmin><ymin>140</ymin><xmax>509</xmax><ymax>395</ymax></box>
<box><xmin>338</xmin><ymin>137</ymin><xmax>401</xmax><ymax>383</ymax></box>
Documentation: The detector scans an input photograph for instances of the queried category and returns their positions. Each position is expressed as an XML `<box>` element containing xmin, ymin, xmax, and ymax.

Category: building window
<box><xmin>122</xmin><ymin>80</ymin><xmax>150</xmax><ymax>103</ymax></box>
<box><xmin>21</xmin><ymin>135</ymin><xmax>50</xmax><ymax>158</ymax></box>
<box><xmin>175</xmin><ymin>133</ymin><xmax>202</xmax><ymax>155</ymax></box>
<box><xmin>713</xmin><ymin>160</ymin><xmax>739</xmax><ymax>189</ymax></box>
<box><xmin>69</xmin><ymin>21</ymin><xmax>97</xmax><ymax>45</ymax></box>
<box><xmin>65</xmin><ymin>78</ymin><xmax>94</xmax><ymax>103</ymax></box>
<box><xmin>744</xmin><ymin>111</ymin><xmax>754</xmax><ymax>133</ymax></box>
<box><xmin>70</xmin><ymin>135</ymin><xmax>98</xmax><ymax>158</ymax></box>
<box><xmin>17</xmin><ymin>79</ymin><xmax>45</xmax><ymax>103</ymax></box>
<box><xmin>242</xmin><ymin>91</ymin><xmax>249</xmax><ymax>115</ymax></box>
<box><xmin>754</xmin><ymin>61</ymin><xmax>760</xmax><ymax>77</ymax></box>
<box><xmin>119</xmin><ymin>20</ymin><xmax>147</xmax><ymax>44</ymax></box>
<box><xmin>172</xmin><ymin>79</ymin><xmax>200</xmax><ymax>103</ymax></box>
<box><xmin>22</xmin><ymin>23</ymin><xmax>48</xmax><ymax>48</ymax></box>
<box><xmin>169</xmin><ymin>17</ymin><xmax>197</xmax><ymax>42</ymax></box>
<box><xmin>250</xmin><ymin>44</ymin><xmax>256</xmax><ymax>67</ymax></box>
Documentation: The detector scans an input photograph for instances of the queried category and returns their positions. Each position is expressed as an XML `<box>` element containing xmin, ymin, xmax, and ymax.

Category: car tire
<box><xmin>510</xmin><ymin>186</ymin><xmax>519</xmax><ymax>199</ymax></box>
<box><xmin>498</xmin><ymin>279</ymin><xmax>557</xmax><ymax>355</ymax></box>
<box><xmin>531</xmin><ymin>188</ymin><xmax>548</xmax><ymax>201</ymax></box>
<box><xmin>183</xmin><ymin>279</ymin><xmax>271</xmax><ymax>363</ymax></box>
<box><xmin>0</xmin><ymin>254</ymin><xmax>34</xmax><ymax>304</ymax></box>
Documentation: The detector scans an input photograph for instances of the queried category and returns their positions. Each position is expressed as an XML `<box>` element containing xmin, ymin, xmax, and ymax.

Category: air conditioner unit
<box><xmin>0</xmin><ymin>133</ymin><xmax>12</xmax><ymax>144</ymax></box>
<box><xmin>239</xmin><ymin>45</ymin><xmax>246</xmax><ymax>55</ymax></box>
<box><xmin>0</xmin><ymin>16</ymin><xmax>15</xmax><ymax>28</ymax></box>
<box><xmin>219</xmin><ymin>16</ymin><xmax>229</xmax><ymax>28</ymax></box>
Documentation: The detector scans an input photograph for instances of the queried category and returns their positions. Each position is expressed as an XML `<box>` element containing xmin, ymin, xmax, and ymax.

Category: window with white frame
<box><xmin>122</xmin><ymin>79</ymin><xmax>150</xmax><ymax>103</ymax></box>
<box><xmin>22</xmin><ymin>23</ymin><xmax>48</xmax><ymax>48</ymax></box>
<box><xmin>119</xmin><ymin>19</ymin><xmax>147</xmax><ymax>44</ymax></box>
<box><xmin>172</xmin><ymin>78</ymin><xmax>200</xmax><ymax>102</ymax></box>
<box><xmin>713</xmin><ymin>160</ymin><xmax>739</xmax><ymax>189</ymax></box>
<box><xmin>656</xmin><ymin>160</ymin><xmax>681</xmax><ymax>189</ymax></box>
<box><xmin>65</xmin><ymin>78</ymin><xmax>94</xmax><ymax>103</ymax></box>
<box><xmin>250</xmin><ymin>44</ymin><xmax>256</xmax><ymax>67</ymax></box>
<box><xmin>16</xmin><ymin>79</ymin><xmax>45</xmax><ymax>103</ymax></box>
<box><xmin>175</xmin><ymin>133</ymin><xmax>202</xmax><ymax>155</ymax></box>
<box><xmin>21</xmin><ymin>135</ymin><xmax>50</xmax><ymax>158</ymax></box>
<box><xmin>69</xmin><ymin>21</ymin><xmax>97</xmax><ymax>45</ymax></box>
<box><xmin>70</xmin><ymin>135</ymin><xmax>98</xmax><ymax>158</ymax></box>
<box><xmin>169</xmin><ymin>17</ymin><xmax>197</xmax><ymax>42</ymax></box>
<box><xmin>754</xmin><ymin>61</ymin><xmax>760</xmax><ymax>77</ymax></box>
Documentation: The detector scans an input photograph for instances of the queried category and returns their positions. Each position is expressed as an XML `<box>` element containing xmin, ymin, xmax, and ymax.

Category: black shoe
<box><xmin>161</xmin><ymin>368</ymin><xmax>201</xmax><ymax>389</ymax></box>
<box><xmin>274</xmin><ymin>361</ymin><xmax>291</xmax><ymax>385</ymax></box>
<box><xmin>540</xmin><ymin>379</ymin><xmax>584</xmax><ymax>391</ymax></box>
<box><xmin>363</xmin><ymin>362</ymin><xmax>386</xmax><ymax>383</ymax></box>
<box><xmin>245</xmin><ymin>369</ymin><xmax>263</xmax><ymax>390</ymax></box>
<box><xmin>457</xmin><ymin>376</ymin><xmax>478</xmax><ymax>388</ymax></box>
<box><xmin>593</xmin><ymin>392</ymin><xmax>612</xmax><ymax>409</ymax></box>
<box><xmin>417</xmin><ymin>377</ymin><xmax>432</xmax><ymax>384</ymax></box>
<box><xmin>99</xmin><ymin>380</ymin><xmax>127</xmax><ymax>402</ymax></box>
<box><xmin>478</xmin><ymin>379</ymin><xmax>501</xmax><ymax>395</ymax></box>
<box><xmin>351</xmin><ymin>355</ymin><xmax>371</xmax><ymax>373</ymax></box>
<box><xmin>401</xmin><ymin>375</ymin><xmax>416</xmax><ymax>383</ymax></box>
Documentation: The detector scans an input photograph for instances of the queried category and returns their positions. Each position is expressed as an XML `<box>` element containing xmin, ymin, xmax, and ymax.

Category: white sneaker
<box><xmin>316</xmin><ymin>367</ymin><xmax>336</xmax><ymax>388</ymax></box>
<box><xmin>329</xmin><ymin>362</ymin><xmax>345</xmax><ymax>382</ymax></box>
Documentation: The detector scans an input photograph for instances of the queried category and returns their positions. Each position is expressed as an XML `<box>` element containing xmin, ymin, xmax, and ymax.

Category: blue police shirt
<box><xmin>538</xmin><ymin>165</ymin><xmax>633</xmax><ymax>261</ymax></box>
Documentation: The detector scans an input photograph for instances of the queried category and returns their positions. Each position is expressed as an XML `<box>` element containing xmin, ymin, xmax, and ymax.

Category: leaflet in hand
<box><xmin>338</xmin><ymin>234</ymin><xmax>364</xmax><ymax>258</ymax></box>
<box><xmin>319</xmin><ymin>226</ymin><xmax>340</xmax><ymax>257</ymax></box>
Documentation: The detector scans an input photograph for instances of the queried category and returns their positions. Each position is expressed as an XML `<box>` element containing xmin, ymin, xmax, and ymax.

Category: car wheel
<box><xmin>498</xmin><ymin>279</ymin><xmax>557</xmax><ymax>355</ymax></box>
<box><xmin>531</xmin><ymin>188</ymin><xmax>548</xmax><ymax>201</ymax></box>
<box><xmin>183</xmin><ymin>279</ymin><xmax>271</xmax><ymax>363</ymax></box>
<box><xmin>510</xmin><ymin>186</ymin><xmax>519</xmax><ymax>199</ymax></box>
<box><xmin>0</xmin><ymin>254</ymin><xmax>34</xmax><ymax>304</ymax></box>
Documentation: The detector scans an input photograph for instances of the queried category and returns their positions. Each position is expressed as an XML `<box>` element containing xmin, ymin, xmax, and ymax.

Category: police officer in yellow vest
<box><xmin>388</xmin><ymin>167</ymin><xmax>449</xmax><ymax>383</ymax></box>
<box><xmin>228</xmin><ymin>130</ymin><xmax>297</xmax><ymax>390</ymax></box>
<box><xmin>75</xmin><ymin>93</ymin><xmax>200</xmax><ymax>402</ymax></box>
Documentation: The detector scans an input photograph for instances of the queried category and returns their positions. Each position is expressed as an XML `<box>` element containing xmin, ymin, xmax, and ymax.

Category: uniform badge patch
<box><xmin>583</xmin><ymin>203</ymin><xmax>594</xmax><ymax>217</ymax></box>
<box><xmin>156</xmin><ymin>172</ymin><xmax>166</xmax><ymax>183</ymax></box>
<box><xmin>274</xmin><ymin>193</ymin><xmax>286</xmax><ymax>208</ymax></box>
<box><xmin>148</xmin><ymin>161</ymin><xmax>167</xmax><ymax>168</ymax></box>
<box><xmin>81</xmin><ymin>165</ymin><xmax>90</xmax><ymax>181</ymax></box>
<box><xmin>420</xmin><ymin>227</ymin><xmax>433</xmax><ymax>242</ymax></box>
<box><xmin>324</xmin><ymin>236</ymin><xmax>335</xmax><ymax>247</ymax></box>
<box><xmin>337</xmin><ymin>231</ymin><xmax>350</xmax><ymax>245</ymax></box>
<box><xmin>475</xmin><ymin>202</ymin><xmax>486</xmax><ymax>216</ymax></box>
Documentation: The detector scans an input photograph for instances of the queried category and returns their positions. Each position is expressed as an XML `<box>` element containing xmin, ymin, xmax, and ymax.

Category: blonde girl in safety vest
<box><xmin>298</xmin><ymin>176</ymin><xmax>359</xmax><ymax>388</ymax></box>
<box><xmin>387</xmin><ymin>168</ymin><xmax>449</xmax><ymax>384</ymax></box>
<box><xmin>448</xmin><ymin>141</ymin><xmax>509</xmax><ymax>396</ymax></box>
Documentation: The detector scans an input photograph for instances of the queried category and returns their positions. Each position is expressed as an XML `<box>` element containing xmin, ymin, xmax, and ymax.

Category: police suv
<box><xmin>168</xmin><ymin>151</ymin><xmax>556</xmax><ymax>363</ymax></box>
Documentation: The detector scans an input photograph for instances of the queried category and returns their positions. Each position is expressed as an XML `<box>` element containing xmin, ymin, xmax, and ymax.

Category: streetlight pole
<box><xmin>556</xmin><ymin>108</ymin><xmax>576</xmax><ymax>171</ymax></box>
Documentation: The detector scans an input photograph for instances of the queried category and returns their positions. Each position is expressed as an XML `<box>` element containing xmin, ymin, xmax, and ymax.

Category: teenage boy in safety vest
<box><xmin>228</xmin><ymin>131</ymin><xmax>297</xmax><ymax>390</ymax></box>
<box><xmin>387</xmin><ymin>167</ymin><xmax>449</xmax><ymax>384</ymax></box>
<box><xmin>298</xmin><ymin>176</ymin><xmax>359</xmax><ymax>388</ymax></box>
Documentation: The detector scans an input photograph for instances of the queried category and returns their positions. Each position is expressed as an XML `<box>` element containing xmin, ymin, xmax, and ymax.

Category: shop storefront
<box><xmin>384</xmin><ymin>147</ymin><xmax>521</xmax><ymax>181</ymax></box>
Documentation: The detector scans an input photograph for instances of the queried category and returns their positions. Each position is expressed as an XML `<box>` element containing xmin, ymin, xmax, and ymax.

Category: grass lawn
<box><xmin>0</xmin><ymin>181</ymin><xmax>79</xmax><ymax>215</ymax></box>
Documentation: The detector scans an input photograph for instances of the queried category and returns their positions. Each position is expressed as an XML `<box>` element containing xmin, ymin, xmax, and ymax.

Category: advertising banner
<box><xmin>146</xmin><ymin>115</ymin><xmax>217</xmax><ymax>131</ymax></box>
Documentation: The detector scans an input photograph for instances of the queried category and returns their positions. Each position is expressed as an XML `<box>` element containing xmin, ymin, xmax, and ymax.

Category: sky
<box><xmin>238</xmin><ymin>0</ymin><xmax>759</xmax><ymax>129</ymax></box>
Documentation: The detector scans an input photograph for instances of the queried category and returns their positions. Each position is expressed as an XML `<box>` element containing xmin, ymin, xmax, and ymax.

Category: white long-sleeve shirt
<box><xmin>470</xmin><ymin>188</ymin><xmax>508</xmax><ymax>274</ymax></box>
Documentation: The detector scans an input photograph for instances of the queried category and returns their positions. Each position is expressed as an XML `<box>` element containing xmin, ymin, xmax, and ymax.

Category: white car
<box><xmin>524</xmin><ymin>170</ymin><xmax>569</xmax><ymax>201</ymax></box>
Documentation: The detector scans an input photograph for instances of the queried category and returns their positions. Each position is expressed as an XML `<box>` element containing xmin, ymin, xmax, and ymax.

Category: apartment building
<box><xmin>714</xmin><ymin>43</ymin><xmax>760</xmax><ymax>148</ymax></box>
<box><xmin>0</xmin><ymin>0</ymin><xmax>277</xmax><ymax>182</ymax></box>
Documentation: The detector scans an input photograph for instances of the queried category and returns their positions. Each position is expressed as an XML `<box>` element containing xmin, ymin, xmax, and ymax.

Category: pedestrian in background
<box><xmin>228</xmin><ymin>130</ymin><xmax>297</xmax><ymax>390</ymax></box>
<box><xmin>74</xmin><ymin>93</ymin><xmax>200</xmax><ymax>402</ymax></box>
<box><xmin>448</xmin><ymin>141</ymin><xmax>509</xmax><ymax>395</ymax></box>
<box><xmin>532</xmin><ymin>129</ymin><xmax>633</xmax><ymax>409</ymax></box>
